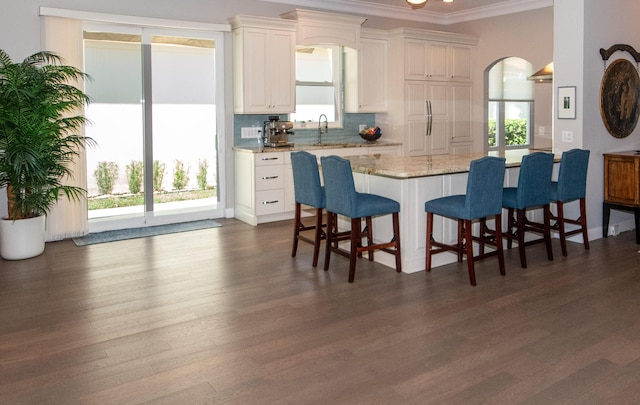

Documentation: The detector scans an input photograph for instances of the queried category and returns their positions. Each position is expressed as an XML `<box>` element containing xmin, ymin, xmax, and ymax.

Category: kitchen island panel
<box><xmin>353</xmin><ymin>164</ymin><xmax>542</xmax><ymax>274</ymax></box>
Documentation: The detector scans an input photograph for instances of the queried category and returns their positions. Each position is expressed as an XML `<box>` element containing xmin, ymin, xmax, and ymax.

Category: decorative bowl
<box><xmin>359</xmin><ymin>127</ymin><xmax>382</xmax><ymax>142</ymax></box>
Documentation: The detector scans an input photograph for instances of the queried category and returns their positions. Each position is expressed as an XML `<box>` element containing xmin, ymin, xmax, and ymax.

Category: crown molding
<box><xmin>257</xmin><ymin>0</ymin><xmax>553</xmax><ymax>25</ymax></box>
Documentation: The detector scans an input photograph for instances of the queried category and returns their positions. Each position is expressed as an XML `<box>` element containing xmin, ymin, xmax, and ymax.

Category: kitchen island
<box><xmin>343</xmin><ymin>150</ymin><xmax>559</xmax><ymax>273</ymax></box>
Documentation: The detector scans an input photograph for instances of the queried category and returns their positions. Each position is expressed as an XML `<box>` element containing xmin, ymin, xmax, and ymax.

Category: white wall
<box><xmin>450</xmin><ymin>7</ymin><xmax>554</xmax><ymax>152</ymax></box>
<box><xmin>555</xmin><ymin>0</ymin><xmax>640</xmax><ymax>238</ymax></box>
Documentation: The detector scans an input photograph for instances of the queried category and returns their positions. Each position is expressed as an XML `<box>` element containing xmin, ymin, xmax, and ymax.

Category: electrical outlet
<box><xmin>609</xmin><ymin>224</ymin><xmax>619</xmax><ymax>236</ymax></box>
<box><xmin>241</xmin><ymin>127</ymin><xmax>261</xmax><ymax>139</ymax></box>
<box><xmin>561</xmin><ymin>130</ymin><xmax>573</xmax><ymax>142</ymax></box>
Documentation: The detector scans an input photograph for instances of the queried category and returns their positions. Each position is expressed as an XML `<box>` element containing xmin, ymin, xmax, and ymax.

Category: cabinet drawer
<box><xmin>256</xmin><ymin>152</ymin><xmax>285</xmax><ymax>166</ymax></box>
<box><xmin>256</xmin><ymin>189</ymin><xmax>284</xmax><ymax>215</ymax></box>
<box><xmin>255</xmin><ymin>165</ymin><xmax>284</xmax><ymax>191</ymax></box>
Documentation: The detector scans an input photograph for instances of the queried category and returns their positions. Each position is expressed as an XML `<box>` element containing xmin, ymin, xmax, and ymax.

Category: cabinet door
<box><xmin>269</xmin><ymin>30</ymin><xmax>296</xmax><ymax>113</ymax></box>
<box><xmin>450</xmin><ymin>83</ymin><xmax>472</xmax><ymax>143</ymax></box>
<box><xmin>449</xmin><ymin>44</ymin><xmax>472</xmax><ymax>81</ymax></box>
<box><xmin>235</xmin><ymin>28</ymin><xmax>295</xmax><ymax>114</ymax></box>
<box><xmin>344</xmin><ymin>38</ymin><xmax>388</xmax><ymax>113</ymax></box>
<box><xmin>426</xmin><ymin>42</ymin><xmax>449</xmax><ymax>81</ymax></box>
<box><xmin>405</xmin><ymin>40</ymin><xmax>427</xmax><ymax>79</ymax></box>
<box><xmin>359</xmin><ymin>38</ymin><xmax>388</xmax><ymax>112</ymax></box>
<box><xmin>427</xmin><ymin>82</ymin><xmax>450</xmax><ymax>155</ymax></box>
<box><xmin>240</xmin><ymin>28</ymin><xmax>270</xmax><ymax>113</ymax></box>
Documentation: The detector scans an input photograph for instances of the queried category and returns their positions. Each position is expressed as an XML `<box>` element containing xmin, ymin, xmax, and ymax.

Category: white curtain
<box><xmin>41</xmin><ymin>16</ymin><xmax>89</xmax><ymax>241</ymax></box>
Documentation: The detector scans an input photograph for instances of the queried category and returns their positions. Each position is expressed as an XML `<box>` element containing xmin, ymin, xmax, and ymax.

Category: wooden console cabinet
<box><xmin>603</xmin><ymin>151</ymin><xmax>640</xmax><ymax>243</ymax></box>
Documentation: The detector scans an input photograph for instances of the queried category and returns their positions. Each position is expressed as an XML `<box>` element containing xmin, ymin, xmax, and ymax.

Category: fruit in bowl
<box><xmin>359</xmin><ymin>126</ymin><xmax>382</xmax><ymax>142</ymax></box>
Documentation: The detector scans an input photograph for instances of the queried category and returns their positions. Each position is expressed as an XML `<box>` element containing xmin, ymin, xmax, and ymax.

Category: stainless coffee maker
<box><xmin>262</xmin><ymin>116</ymin><xmax>294</xmax><ymax>147</ymax></box>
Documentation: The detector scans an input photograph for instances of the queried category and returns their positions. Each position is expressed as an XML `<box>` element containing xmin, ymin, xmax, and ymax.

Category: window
<box><xmin>290</xmin><ymin>45</ymin><xmax>342</xmax><ymax>127</ymax></box>
<box><xmin>487</xmin><ymin>57</ymin><xmax>534</xmax><ymax>150</ymax></box>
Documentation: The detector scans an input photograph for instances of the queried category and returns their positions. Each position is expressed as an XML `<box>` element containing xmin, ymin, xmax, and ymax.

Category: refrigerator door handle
<box><xmin>427</xmin><ymin>101</ymin><xmax>433</xmax><ymax>136</ymax></box>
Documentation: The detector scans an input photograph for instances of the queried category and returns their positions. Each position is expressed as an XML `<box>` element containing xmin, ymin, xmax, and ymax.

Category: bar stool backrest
<box><xmin>320</xmin><ymin>155</ymin><xmax>357</xmax><ymax>218</ymax></box>
<box><xmin>465</xmin><ymin>156</ymin><xmax>506</xmax><ymax>219</ymax></box>
<box><xmin>291</xmin><ymin>150</ymin><xmax>324</xmax><ymax>208</ymax></box>
<box><xmin>514</xmin><ymin>152</ymin><xmax>555</xmax><ymax>208</ymax></box>
<box><xmin>556</xmin><ymin>149</ymin><xmax>590</xmax><ymax>202</ymax></box>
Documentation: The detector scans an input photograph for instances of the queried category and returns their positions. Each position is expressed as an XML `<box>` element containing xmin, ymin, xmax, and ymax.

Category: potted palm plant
<box><xmin>0</xmin><ymin>49</ymin><xmax>93</xmax><ymax>260</ymax></box>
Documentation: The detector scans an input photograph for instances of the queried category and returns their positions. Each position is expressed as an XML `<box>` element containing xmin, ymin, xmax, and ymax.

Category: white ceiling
<box><xmin>258</xmin><ymin>0</ymin><xmax>553</xmax><ymax>25</ymax></box>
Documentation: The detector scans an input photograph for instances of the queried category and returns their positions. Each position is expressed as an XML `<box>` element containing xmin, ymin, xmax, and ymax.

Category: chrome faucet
<box><xmin>318</xmin><ymin>114</ymin><xmax>328</xmax><ymax>144</ymax></box>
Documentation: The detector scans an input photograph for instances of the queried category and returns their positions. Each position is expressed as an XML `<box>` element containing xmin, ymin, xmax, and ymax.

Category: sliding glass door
<box><xmin>83</xmin><ymin>25</ymin><xmax>225</xmax><ymax>232</ymax></box>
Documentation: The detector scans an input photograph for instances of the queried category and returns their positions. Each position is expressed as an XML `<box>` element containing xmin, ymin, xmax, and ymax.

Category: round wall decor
<box><xmin>600</xmin><ymin>58</ymin><xmax>640</xmax><ymax>138</ymax></box>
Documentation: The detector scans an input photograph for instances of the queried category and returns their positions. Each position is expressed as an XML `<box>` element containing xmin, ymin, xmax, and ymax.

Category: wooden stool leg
<box><xmin>392</xmin><ymin>212</ymin><xmax>402</xmax><ymax>273</ymax></box>
<box><xmin>366</xmin><ymin>216</ymin><xmax>374</xmax><ymax>261</ymax></box>
<box><xmin>557</xmin><ymin>201</ymin><xmax>568</xmax><ymax>256</ymax></box>
<box><xmin>495</xmin><ymin>213</ymin><xmax>505</xmax><ymax>276</ymax></box>
<box><xmin>543</xmin><ymin>204</ymin><xmax>554</xmax><ymax>261</ymax></box>
<box><xmin>463</xmin><ymin>219</ymin><xmax>476</xmax><ymax>286</ymax></box>
<box><xmin>291</xmin><ymin>203</ymin><xmax>301</xmax><ymax>258</ymax></box>
<box><xmin>349</xmin><ymin>217</ymin><xmax>362</xmax><ymax>283</ymax></box>
<box><xmin>312</xmin><ymin>207</ymin><xmax>323</xmax><ymax>267</ymax></box>
<box><xmin>457</xmin><ymin>219</ymin><xmax>464</xmax><ymax>262</ymax></box>
<box><xmin>517</xmin><ymin>209</ymin><xmax>527</xmax><ymax>268</ymax></box>
<box><xmin>425</xmin><ymin>212</ymin><xmax>434</xmax><ymax>272</ymax></box>
<box><xmin>580</xmin><ymin>198</ymin><xmax>590</xmax><ymax>250</ymax></box>
<box><xmin>324</xmin><ymin>211</ymin><xmax>334</xmax><ymax>271</ymax></box>
<box><xmin>507</xmin><ymin>208</ymin><xmax>515</xmax><ymax>249</ymax></box>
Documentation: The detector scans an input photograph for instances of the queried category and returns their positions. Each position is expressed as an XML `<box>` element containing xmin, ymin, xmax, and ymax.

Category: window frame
<box><xmin>291</xmin><ymin>44</ymin><xmax>343</xmax><ymax>129</ymax></box>
<box><xmin>486</xmin><ymin>57</ymin><xmax>535</xmax><ymax>151</ymax></box>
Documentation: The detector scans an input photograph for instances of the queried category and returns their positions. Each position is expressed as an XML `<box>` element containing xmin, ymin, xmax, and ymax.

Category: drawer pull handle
<box><xmin>262</xmin><ymin>176</ymin><xmax>279</xmax><ymax>180</ymax></box>
<box><xmin>261</xmin><ymin>157</ymin><xmax>279</xmax><ymax>161</ymax></box>
<box><xmin>262</xmin><ymin>200</ymin><xmax>279</xmax><ymax>205</ymax></box>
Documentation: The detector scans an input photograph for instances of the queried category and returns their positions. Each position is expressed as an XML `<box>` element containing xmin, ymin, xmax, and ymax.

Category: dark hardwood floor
<box><xmin>2</xmin><ymin>217</ymin><xmax>640</xmax><ymax>404</ymax></box>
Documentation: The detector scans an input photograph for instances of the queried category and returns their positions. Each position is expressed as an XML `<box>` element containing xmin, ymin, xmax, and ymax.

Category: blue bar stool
<box><xmin>550</xmin><ymin>149</ymin><xmax>590</xmax><ymax>256</ymax></box>
<box><xmin>502</xmin><ymin>151</ymin><xmax>555</xmax><ymax>268</ymax></box>
<box><xmin>290</xmin><ymin>151</ymin><xmax>326</xmax><ymax>267</ymax></box>
<box><xmin>320</xmin><ymin>155</ymin><xmax>402</xmax><ymax>283</ymax></box>
<box><xmin>425</xmin><ymin>156</ymin><xmax>506</xmax><ymax>286</ymax></box>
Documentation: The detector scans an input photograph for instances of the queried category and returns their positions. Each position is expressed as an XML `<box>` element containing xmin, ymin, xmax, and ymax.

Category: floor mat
<box><xmin>72</xmin><ymin>219</ymin><xmax>222</xmax><ymax>246</ymax></box>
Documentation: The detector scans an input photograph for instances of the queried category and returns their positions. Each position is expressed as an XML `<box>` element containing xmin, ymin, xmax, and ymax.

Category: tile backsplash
<box><xmin>233</xmin><ymin>113</ymin><xmax>376</xmax><ymax>147</ymax></box>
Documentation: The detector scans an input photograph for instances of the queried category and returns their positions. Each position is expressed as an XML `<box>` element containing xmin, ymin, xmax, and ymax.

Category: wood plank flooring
<box><xmin>2</xmin><ymin>217</ymin><xmax>640</xmax><ymax>404</ymax></box>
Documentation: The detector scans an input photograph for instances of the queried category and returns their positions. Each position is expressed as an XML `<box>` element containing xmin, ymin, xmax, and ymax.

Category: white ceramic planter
<box><xmin>0</xmin><ymin>215</ymin><xmax>46</xmax><ymax>260</ymax></box>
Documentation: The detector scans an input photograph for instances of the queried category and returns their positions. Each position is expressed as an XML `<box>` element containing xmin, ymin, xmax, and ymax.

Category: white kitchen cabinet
<box><xmin>385</xmin><ymin>28</ymin><xmax>477</xmax><ymax>156</ymax></box>
<box><xmin>229</xmin><ymin>16</ymin><xmax>296</xmax><ymax>114</ymax></box>
<box><xmin>235</xmin><ymin>144</ymin><xmax>401</xmax><ymax>226</ymax></box>
<box><xmin>234</xmin><ymin>150</ymin><xmax>289</xmax><ymax>226</ymax></box>
<box><xmin>345</xmin><ymin>30</ymin><xmax>389</xmax><ymax>113</ymax></box>
<box><xmin>450</xmin><ymin>82</ymin><xmax>473</xmax><ymax>144</ymax></box>
<box><xmin>405</xmin><ymin>39</ymin><xmax>472</xmax><ymax>82</ymax></box>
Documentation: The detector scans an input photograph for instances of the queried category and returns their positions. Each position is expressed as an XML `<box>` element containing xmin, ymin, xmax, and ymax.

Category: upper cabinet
<box><xmin>281</xmin><ymin>9</ymin><xmax>384</xmax><ymax>113</ymax></box>
<box><xmin>228</xmin><ymin>16</ymin><xmax>297</xmax><ymax>114</ymax></box>
<box><xmin>345</xmin><ymin>29</ymin><xmax>389</xmax><ymax>113</ymax></box>
<box><xmin>403</xmin><ymin>31</ymin><xmax>474</xmax><ymax>82</ymax></box>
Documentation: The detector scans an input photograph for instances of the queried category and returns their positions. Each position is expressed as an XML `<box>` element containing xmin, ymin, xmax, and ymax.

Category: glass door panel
<box><xmin>150</xmin><ymin>35</ymin><xmax>218</xmax><ymax>216</ymax></box>
<box><xmin>84</xmin><ymin>31</ymin><xmax>145</xmax><ymax>222</ymax></box>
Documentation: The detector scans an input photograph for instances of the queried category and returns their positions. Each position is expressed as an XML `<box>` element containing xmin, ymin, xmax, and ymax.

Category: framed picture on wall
<box><xmin>558</xmin><ymin>86</ymin><xmax>576</xmax><ymax>119</ymax></box>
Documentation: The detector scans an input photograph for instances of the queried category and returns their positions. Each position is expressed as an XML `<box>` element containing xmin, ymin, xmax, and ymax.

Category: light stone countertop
<box><xmin>233</xmin><ymin>140</ymin><xmax>401</xmax><ymax>153</ymax></box>
<box><xmin>344</xmin><ymin>149</ymin><xmax>559</xmax><ymax>179</ymax></box>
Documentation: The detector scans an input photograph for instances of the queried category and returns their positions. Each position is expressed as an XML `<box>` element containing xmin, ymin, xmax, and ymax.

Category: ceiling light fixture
<box><xmin>407</xmin><ymin>0</ymin><xmax>453</xmax><ymax>8</ymax></box>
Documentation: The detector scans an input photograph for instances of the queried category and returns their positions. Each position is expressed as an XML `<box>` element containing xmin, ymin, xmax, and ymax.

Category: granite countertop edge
<box><xmin>344</xmin><ymin>150</ymin><xmax>561</xmax><ymax>180</ymax></box>
<box><xmin>232</xmin><ymin>140</ymin><xmax>401</xmax><ymax>153</ymax></box>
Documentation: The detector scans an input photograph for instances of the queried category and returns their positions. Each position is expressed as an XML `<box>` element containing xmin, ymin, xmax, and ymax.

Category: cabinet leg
<box><xmin>635</xmin><ymin>209</ymin><xmax>640</xmax><ymax>244</ymax></box>
<box><xmin>603</xmin><ymin>203</ymin><xmax>611</xmax><ymax>238</ymax></box>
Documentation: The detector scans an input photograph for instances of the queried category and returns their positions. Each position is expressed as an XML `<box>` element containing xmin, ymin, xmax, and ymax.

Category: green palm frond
<box><xmin>0</xmin><ymin>49</ymin><xmax>94</xmax><ymax>220</ymax></box>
